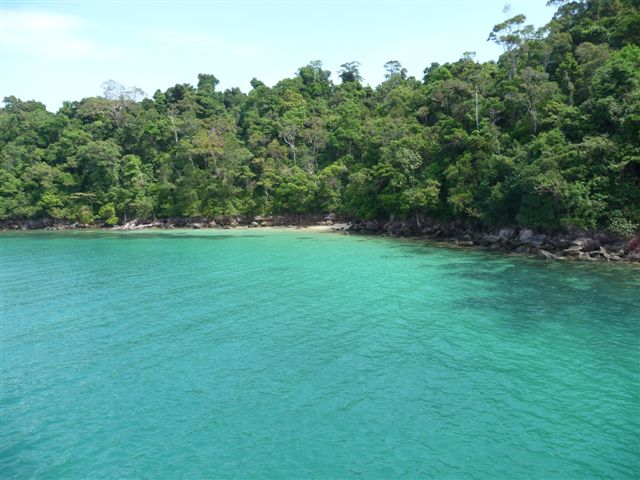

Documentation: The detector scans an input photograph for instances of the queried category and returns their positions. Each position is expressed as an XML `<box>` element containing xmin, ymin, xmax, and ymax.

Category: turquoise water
<box><xmin>1</xmin><ymin>229</ymin><xmax>639</xmax><ymax>479</ymax></box>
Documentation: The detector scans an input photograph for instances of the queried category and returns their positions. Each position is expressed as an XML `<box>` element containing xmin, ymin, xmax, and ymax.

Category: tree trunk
<box><xmin>509</xmin><ymin>52</ymin><xmax>517</xmax><ymax>80</ymax></box>
<box><xmin>475</xmin><ymin>86</ymin><xmax>479</xmax><ymax>129</ymax></box>
<box><xmin>530</xmin><ymin>108</ymin><xmax>538</xmax><ymax>134</ymax></box>
<box><xmin>283</xmin><ymin>137</ymin><xmax>297</xmax><ymax>165</ymax></box>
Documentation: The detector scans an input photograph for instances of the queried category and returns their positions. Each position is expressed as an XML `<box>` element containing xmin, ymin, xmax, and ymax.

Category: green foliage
<box><xmin>273</xmin><ymin>168</ymin><xmax>318</xmax><ymax>214</ymax></box>
<box><xmin>1</xmin><ymin>1</ymin><xmax>638</xmax><ymax>234</ymax></box>
<box><xmin>76</xmin><ymin>205</ymin><xmax>94</xmax><ymax>224</ymax></box>
<box><xmin>607</xmin><ymin>214</ymin><xmax>638</xmax><ymax>237</ymax></box>
<box><xmin>98</xmin><ymin>203</ymin><xmax>118</xmax><ymax>226</ymax></box>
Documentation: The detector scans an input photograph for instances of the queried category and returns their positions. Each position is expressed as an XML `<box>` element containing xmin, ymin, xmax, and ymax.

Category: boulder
<box><xmin>625</xmin><ymin>234</ymin><xmax>640</xmax><ymax>254</ymax></box>
<box><xmin>562</xmin><ymin>245</ymin><xmax>583</xmax><ymax>256</ymax></box>
<box><xmin>538</xmin><ymin>249</ymin><xmax>560</xmax><ymax>260</ymax></box>
<box><xmin>578</xmin><ymin>252</ymin><xmax>598</xmax><ymax>261</ymax></box>
<box><xmin>518</xmin><ymin>229</ymin><xmax>547</xmax><ymax>245</ymax></box>
<box><xmin>457</xmin><ymin>240</ymin><xmax>474</xmax><ymax>247</ymax></box>
<box><xmin>498</xmin><ymin>228</ymin><xmax>516</xmax><ymax>241</ymax></box>
<box><xmin>399</xmin><ymin>223</ymin><xmax>412</xmax><ymax>235</ymax></box>
<box><xmin>517</xmin><ymin>229</ymin><xmax>534</xmax><ymax>243</ymax></box>
<box><xmin>27</xmin><ymin>220</ymin><xmax>44</xmax><ymax>229</ymax></box>
<box><xmin>548</xmin><ymin>235</ymin><xmax>573</xmax><ymax>249</ymax></box>
<box><xmin>385</xmin><ymin>222</ymin><xmax>403</xmax><ymax>235</ymax></box>
<box><xmin>571</xmin><ymin>237</ymin><xmax>599</xmax><ymax>252</ymax></box>
<box><xmin>365</xmin><ymin>220</ymin><xmax>379</xmax><ymax>232</ymax></box>
<box><xmin>529</xmin><ymin>234</ymin><xmax>547</xmax><ymax>245</ymax></box>
<box><xmin>481</xmin><ymin>233</ymin><xmax>500</xmax><ymax>244</ymax></box>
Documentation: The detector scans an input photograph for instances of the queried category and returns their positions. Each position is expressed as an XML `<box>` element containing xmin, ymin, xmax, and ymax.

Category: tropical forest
<box><xmin>1</xmin><ymin>0</ymin><xmax>639</xmax><ymax>236</ymax></box>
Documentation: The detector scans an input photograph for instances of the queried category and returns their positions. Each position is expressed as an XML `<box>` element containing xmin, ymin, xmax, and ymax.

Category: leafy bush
<box><xmin>98</xmin><ymin>203</ymin><xmax>118</xmax><ymax>226</ymax></box>
<box><xmin>607</xmin><ymin>214</ymin><xmax>638</xmax><ymax>238</ymax></box>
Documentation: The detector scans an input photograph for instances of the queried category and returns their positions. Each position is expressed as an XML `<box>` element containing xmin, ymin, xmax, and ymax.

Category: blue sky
<box><xmin>1</xmin><ymin>1</ymin><xmax>555</xmax><ymax>111</ymax></box>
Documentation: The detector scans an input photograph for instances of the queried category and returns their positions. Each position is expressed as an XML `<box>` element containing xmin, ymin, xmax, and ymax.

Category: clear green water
<box><xmin>1</xmin><ymin>229</ymin><xmax>639</xmax><ymax>479</ymax></box>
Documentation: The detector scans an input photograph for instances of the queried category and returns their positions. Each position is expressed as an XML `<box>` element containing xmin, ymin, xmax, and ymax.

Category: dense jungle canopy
<box><xmin>1</xmin><ymin>0</ymin><xmax>639</xmax><ymax>234</ymax></box>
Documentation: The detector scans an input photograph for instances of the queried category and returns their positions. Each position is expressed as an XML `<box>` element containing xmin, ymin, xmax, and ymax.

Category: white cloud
<box><xmin>137</xmin><ymin>28</ymin><xmax>221</xmax><ymax>49</ymax></box>
<box><xmin>2</xmin><ymin>10</ymin><xmax>123</xmax><ymax>60</ymax></box>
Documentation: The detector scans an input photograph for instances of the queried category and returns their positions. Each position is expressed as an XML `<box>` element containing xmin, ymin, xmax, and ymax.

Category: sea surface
<box><xmin>1</xmin><ymin>229</ymin><xmax>639</xmax><ymax>479</ymax></box>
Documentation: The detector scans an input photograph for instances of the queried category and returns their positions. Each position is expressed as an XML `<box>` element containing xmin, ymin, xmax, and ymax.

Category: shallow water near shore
<box><xmin>2</xmin><ymin>229</ymin><xmax>639</xmax><ymax>479</ymax></box>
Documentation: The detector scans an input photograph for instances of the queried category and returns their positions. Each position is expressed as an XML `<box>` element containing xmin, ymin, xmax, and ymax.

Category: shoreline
<box><xmin>347</xmin><ymin>220</ymin><xmax>640</xmax><ymax>264</ymax></box>
<box><xmin>2</xmin><ymin>216</ymin><xmax>639</xmax><ymax>263</ymax></box>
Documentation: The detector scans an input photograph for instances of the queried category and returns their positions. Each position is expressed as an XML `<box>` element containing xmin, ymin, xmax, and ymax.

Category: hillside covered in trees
<box><xmin>1</xmin><ymin>0</ymin><xmax>639</xmax><ymax>235</ymax></box>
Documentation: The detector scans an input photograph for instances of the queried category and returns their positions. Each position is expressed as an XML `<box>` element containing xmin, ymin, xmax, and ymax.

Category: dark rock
<box><xmin>365</xmin><ymin>220</ymin><xmax>379</xmax><ymax>232</ymax></box>
<box><xmin>625</xmin><ymin>234</ymin><xmax>640</xmax><ymax>254</ymax></box>
<box><xmin>517</xmin><ymin>228</ymin><xmax>547</xmax><ymax>245</ymax></box>
<box><xmin>517</xmin><ymin>229</ymin><xmax>534</xmax><ymax>243</ymax></box>
<box><xmin>481</xmin><ymin>233</ymin><xmax>500</xmax><ymax>244</ymax></box>
<box><xmin>399</xmin><ymin>223</ymin><xmax>411</xmax><ymax>235</ymax></box>
<box><xmin>498</xmin><ymin>228</ymin><xmax>516</xmax><ymax>241</ymax></box>
<box><xmin>385</xmin><ymin>222</ymin><xmax>403</xmax><ymax>235</ymax></box>
<box><xmin>515</xmin><ymin>245</ymin><xmax>530</xmax><ymax>254</ymax></box>
<box><xmin>549</xmin><ymin>235</ymin><xmax>573</xmax><ymax>249</ymax></box>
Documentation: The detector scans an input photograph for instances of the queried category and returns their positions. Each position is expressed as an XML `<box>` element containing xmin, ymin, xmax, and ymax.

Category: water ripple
<box><xmin>2</xmin><ymin>230</ymin><xmax>639</xmax><ymax>479</ymax></box>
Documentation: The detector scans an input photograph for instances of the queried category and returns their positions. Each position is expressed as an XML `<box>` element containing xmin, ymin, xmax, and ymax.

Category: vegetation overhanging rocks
<box><xmin>1</xmin><ymin>0</ymin><xmax>639</xmax><ymax>263</ymax></box>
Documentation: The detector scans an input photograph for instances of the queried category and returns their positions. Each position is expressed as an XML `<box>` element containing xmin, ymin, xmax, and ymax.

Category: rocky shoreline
<box><xmin>0</xmin><ymin>214</ymin><xmax>339</xmax><ymax>232</ymax></box>
<box><xmin>2</xmin><ymin>216</ymin><xmax>639</xmax><ymax>263</ymax></box>
<box><xmin>347</xmin><ymin>219</ymin><xmax>640</xmax><ymax>263</ymax></box>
